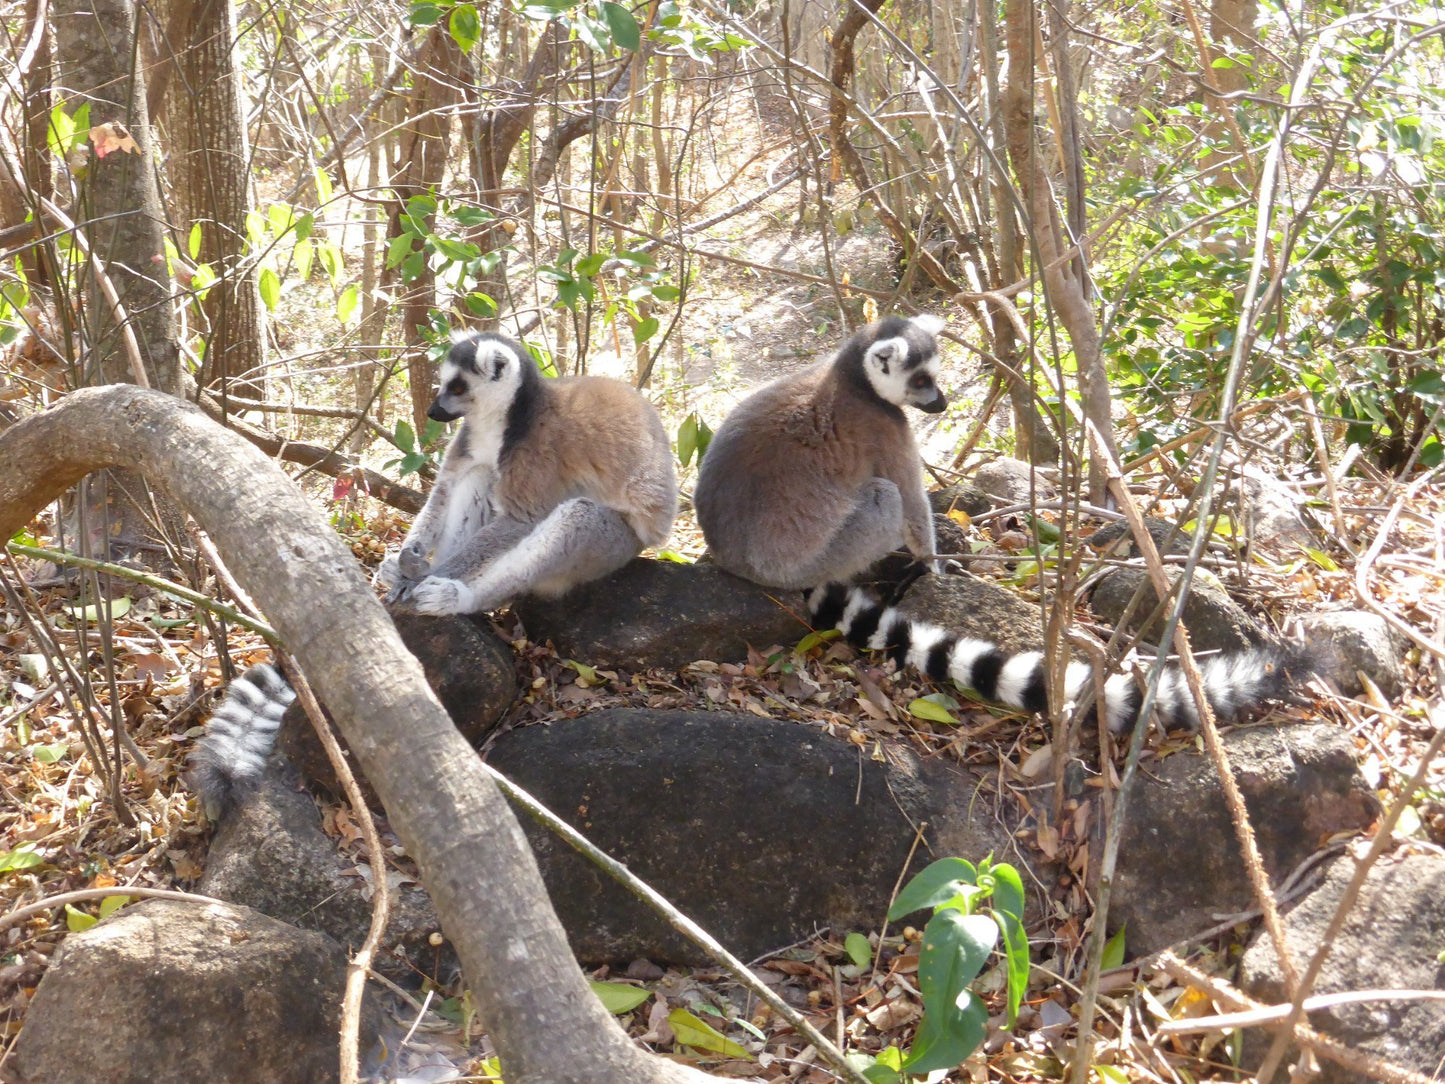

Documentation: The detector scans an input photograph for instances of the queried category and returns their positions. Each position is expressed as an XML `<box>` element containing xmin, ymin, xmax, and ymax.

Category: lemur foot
<box><xmin>409</xmin><ymin>577</ymin><xmax>476</xmax><ymax>615</ymax></box>
<box><xmin>373</xmin><ymin>554</ymin><xmax>402</xmax><ymax>590</ymax></box>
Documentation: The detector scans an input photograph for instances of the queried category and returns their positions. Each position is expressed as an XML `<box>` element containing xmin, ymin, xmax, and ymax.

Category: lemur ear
<box><xmin>864</xmin><ymin>337</ymin><xmax>907</xmax><ymax>374</ymax></box>
<box><xmin>911</xmin><ymin>314</ymin><xmax>946</xmax><ymax>337</ymax></box>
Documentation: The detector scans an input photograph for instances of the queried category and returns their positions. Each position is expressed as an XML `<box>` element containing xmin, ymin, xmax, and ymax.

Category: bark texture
<box><xmin>0</xmin><ymin>386</ymin><xmax>721</xmax><ymax>1084</ymax></box>
<box><xmin>53</xmin><ymin>0</ymin><xmax>180</xmax><ymax>392</ymax></box>
<box><xmin>166</xmin><ymin>0</ymin><xmax>266</xmax><ymax>387</ymax></box>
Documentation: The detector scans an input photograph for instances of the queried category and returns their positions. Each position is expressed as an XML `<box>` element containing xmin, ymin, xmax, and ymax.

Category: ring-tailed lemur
<box><xmin>191</xmin><ymin>330</ymin><xmax>679</xmax><ymax>814</ymax></box>
<box><xmin>377</xmin><ymin>329</ymin><xmax>678</xmax><ymax>615</ymax></box>
<box><xmin>694</xmin><ymin>314</ymin><xmax>946</xmax><ymax>590</ymax></box>
<box><xmin>188</xmin><ymin>663</ymin><xmax>295</xmax><ymax>817</ymax></box>
<box><xmin>693</xmin><ymin>315</ymin><xmax>1300</xmax><ymax>731</ymax></box>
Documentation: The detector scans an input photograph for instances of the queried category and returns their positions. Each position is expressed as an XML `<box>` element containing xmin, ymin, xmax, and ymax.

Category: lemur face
<box><xmin>428</xmin><ymin>331</ymin><xmax>524</xmax><ymax>423</ymax></box>
<box><xmin>862</xmin><ymin>314</ymin><xmax>948</xmax><ymax>414</ymax></box>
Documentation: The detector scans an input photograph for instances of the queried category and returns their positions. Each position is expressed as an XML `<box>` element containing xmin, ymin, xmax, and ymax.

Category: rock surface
<box><xmin>487</xmin><ymin>708</ymin><xmax>1014</xmax><ymax>963</ymax></box>
<box><xmin>1090</xmin><ymin>566</ymin><xmax>1273</xmax><ymax>653</ymax></box>
<box><xmin>277</xmin><ymin>610</ymin><xmax>518</xmax><ymax>797</ymax></box>
<box><xmin>514</xmin><ymin>557</ymin><xmax>811</xmax><ymax>668</ymax></box>
<box><xmin>200</xmin><ymin>767</ymin><xmax>452</xmax><ymax>984</ymax></box>
<box><xmin>11</xmin><ymin>899</ymin><xmax>366</xmax><ymax>1084</ymax></box>
<box><xmin>972</xmin><ymin>457</ymin><xmax>1057</xmax><ymax>505</ymax></box>
<box><xmin>1104</xmin><ymin>722</ymin><xmax>1380</xmax><ymax>955</ymax></box>
<box><xmin>1300</xmin><ymin>610</ymin><xmax>1410</xmax><ymax>697</ymax></box>
<box><xmin>894</xmin><ymin>571</ymin><xmax>1048</xmax><ymax>655</ymax></box>
<box><xmin>1238</xmin><ymin>852</ymin><xmax>1445</xmax><ymax>1083</ymax></box>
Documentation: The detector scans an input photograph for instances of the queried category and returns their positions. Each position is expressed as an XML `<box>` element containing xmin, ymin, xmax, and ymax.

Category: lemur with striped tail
<box><xmin>693</xmin><ymin>315</ymin><xmax>1300</xmax><ymax>733</ymax></box>
<box><xmin>190</xmin><ymin>329</ymin><xmax>678</xmax><ymax>815</ymax></box>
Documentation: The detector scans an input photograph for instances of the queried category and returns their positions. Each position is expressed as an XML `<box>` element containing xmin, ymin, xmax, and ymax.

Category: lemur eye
<box><xmin>447</xmin><ymin>379</ymin><xmax>467</xmax><ymax>396</ymax></box>
<box><xmin>910</xmin><ymin>373</ymin><xmax>932</xmax><ymax>388</ymax></box>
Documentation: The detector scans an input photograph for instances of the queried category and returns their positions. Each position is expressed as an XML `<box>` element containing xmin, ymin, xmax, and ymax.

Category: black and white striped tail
<box><xmin>188</xmin><ymin>663</ymin><xmax>296</xmax><ymax>819</ymax></box>
<box><xmin>804</xmin><ymin>583</ymin><xmax>1294</xmax><ymax>733</ymax></box>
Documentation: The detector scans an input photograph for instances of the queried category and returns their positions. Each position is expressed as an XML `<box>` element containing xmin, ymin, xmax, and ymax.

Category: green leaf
<box><xmin>667</xmin><ymin>1008</ymin><xmax>750</xmax><ymax>1059</ymax></box>
<box><xmin>313</xmin><ymin>167</ymin><xmax>334</xmax><ymax>205</ymax></box>
<box><xmin>590</xmin><ymin>980</ymin><xmax>651</xmax><ymax>1013</ymax></box>
<box><xmin>889</xmin><ymin>857</ymin><xmax>978</xmax><ymax>921</ymax></box>
<box><xmin>449</xmin><ymin>4</ymin><xmax>482</xmax><ymax>51</ymax></box>
<box><xmin>845</xmin><ymin>931</ymin><xmax>872</xmax><ymax>969</ymax></box>
<box><xmin>337</xmin><ymin>283</ymin><xmax>360</xmax><ymax>326</ymax></box>
<box><xmin>794</xmin><ymin>629</ymin><xmax>838</xmax><ymax>654</ymax></box>
<box><xmin>65</xmin><ymin>904</ymin><xmax>97</xmax><ymax>932</ymax></box>
<box><xmin>293</xmin><ymin>212</ymin><xmax>315</xmax><ymax>243</ymax></box>
<box><xmin>67</xmin><ymin>595</ymin><xmax>132</xmax><ymax>623</ymax></box>
<box><xmin>633</xmin><ymin>316</ymin><xmax>660</xmax><ymax>344</ymax></box>
<box><xmin>902</xmin><ymin>910</ymin><xmax>994</xmax><ymax>1072</ymax></box>
<box><xmin>188</xmin><ymin>222</ymin><xmax>203</xmax><ymax>260</ymax></box>
<box><xmin>908</xmin><ymin>696</ymin><xmax>957</xmax><ymax>724</ymax></box>
<box><xmin>258</xmin><ymin>267</ymin><xmax>281</xmax><ymax>311</ymax></box>
<box><xmin>294</xmin><ymin>238</ymin><xmax>314</xmax><ymax>283</ymax></box>
<box><xmin>394</xmin><ymin>419</ymin><xmax>417</xmax><ymax>452</ymax></box>
<box><xmin>98</xmin><ymin>895</ymin><xmax>130</xmax><ymax>919</ymax></box>
<box><xmin>1300</xmin><ymin>546</ymin><xmax>1338</xmax><ymax>572</ymax></box>
<box><xmin>1095</xmin><ymin>1065</ymin><xmax>1131</xmax><ymax>1084</ymax></box>
<box><xmin>676</xmin><ymin>413</ymin><xmax>698</xmax><ymax>467</ymax></box>
<box><xmin>407</xmin><ymin>1</ymin><xmax>444</xmax><ymax>26</ymax></box>
<box><xmin>601</xmin><ymin>1</ymin><xmax>641</xmax><ymax>50</ymax></box>
<box><xmin>33</xmin><ymin>742</ymin><xmax>68</xmax><ymax>763</ymax></box>
<box><xmin>1101</xmin><ymin>923</ymin><xmax>1127</xmax><ymax>971</ymax></box>
<box><xmin>0</xmin><ymin>844</ymin><xmax>43</xmax><ymax>873</ymax></box>
<box><xmin>650</xmin><ymin>283</ymin><xmax>681</xmax><ymax>301</ymax></box>
<box><xmin>319</xmin><ymin>241</ymin><xmax>344</xmax><ymax>283</ymax></box>
<box><xmin>575</xmin><ymin>252</ymin><xmax>606</xmax><ymax>278</ymax></box>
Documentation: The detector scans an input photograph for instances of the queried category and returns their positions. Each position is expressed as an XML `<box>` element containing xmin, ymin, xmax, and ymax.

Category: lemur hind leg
<box><xmin>386</xmin><ymin>514</ymin><xmax>533</xmax><ymax>605</ymax></box>
<box><xmin>408</xmin><ymin>499</ymin><xmax>643</xmax><ymax>615</ymax></box>
<box><xmin>751</xmin><ymin>477</ymin><xmax>905</xmax><ymax>590</ymax></box>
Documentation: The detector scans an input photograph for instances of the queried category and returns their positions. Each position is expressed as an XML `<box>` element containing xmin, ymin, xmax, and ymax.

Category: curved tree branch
<box><xmin>0</xmin><ymin>385</ymin><xmax>723</xmax><ymax>1084</ymax></box>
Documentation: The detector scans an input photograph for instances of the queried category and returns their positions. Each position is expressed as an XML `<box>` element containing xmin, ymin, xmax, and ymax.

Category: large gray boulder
<box><xmin>487</xmin><ymin>709</ymin><xmax>1015</xmax><ymax>962</ymax></box>
<box><xmin>1238</xmin><ymin>852</ymin><xmax>1445</xmax><ymax>1083</ymax></box>
<box><xmin>1104</xmin><ymin>723</ymin><xmax>1381</xmax><ymax>956</ymax></box>
<box><xmin>11</xmin><ymin>899</ymin><xmax>368</xmax><ymax>1084</ymax></box>
<box><xmin>514</xmin><ymin>558</ymin><xmax>811</xmax><ymax>668</ymax></box>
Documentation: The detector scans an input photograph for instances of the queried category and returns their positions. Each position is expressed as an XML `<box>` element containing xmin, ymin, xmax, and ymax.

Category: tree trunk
<box><xmin>53</xmin><ymin>0</ymin><xmax>181</xmax><ymax>393</ymax></box>
<box><xmin>166</xmin><ymin>0</ymin><xmax>267</xmax><ymax>390</ymax></box>
<box><xmin>0</xmin><ymin>386</ymin><xmax>725</xmax><ymax>1084</ymax></box>
<box><xmin>1000</xmin><ymin>0</ymin><xmax>1114</xmax><ymax>501</ymax></box>
<box><xmin>390</xmin><ymin>25</ymin><xmax>464</xmax><ymax>435</ymax></box>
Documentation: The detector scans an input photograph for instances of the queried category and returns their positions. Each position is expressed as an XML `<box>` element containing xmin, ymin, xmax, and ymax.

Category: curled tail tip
<box><xmin>188</xmin><ymin>663</ymin><xmax>296</xmax><ymax>820</ymax></box>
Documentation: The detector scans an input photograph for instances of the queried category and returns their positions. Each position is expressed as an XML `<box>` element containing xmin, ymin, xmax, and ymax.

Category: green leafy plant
<box><xmin>675</xmin><ymin>411</ymin><xmax>713</xmax><ymax>467</ymax></box>
<box><xmin>383</xmin><ymin>418</ymin><xmax>448</xmax><ymax>477</ymax></box>
<box><xmin>856</xmin><ymin>855</ymin><xmax>1029</xmax><ymax>1082</ymax></box>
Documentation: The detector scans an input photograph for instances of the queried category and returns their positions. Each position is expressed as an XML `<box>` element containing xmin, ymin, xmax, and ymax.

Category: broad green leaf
<box><xmin>294</xmin><ymin>238</ymin><xmax>314</xmax><ymax>283</ymax></box>
<box><xmin>889</xmin><ymin>857</ymin><xmax>977</xmax><ymax>920</ymax></box>
<box><xmin>667</xmin><ymin>1008</ymin><xmax>750</xmax><ymax>1058</ymax></box>
<box><xmin>313</xmin><ymin>167</ymin><xmax>334</xmax><ymax>205</ymax></box>
<box><xmin>188</xmin><ymin>222</ymin><xmax>203</xmax><ymax>260</ymax></box>
<box><xmin>190</xmin><ymin>263</ymin><xmax>217</xmax><ymax>298</ymax></box>
<box><xmin>98</xmin><ymin>895</ymin><xmax>130</xmax><ymax>919</ymax></box>
<box><xmin>394</xmin><ymin>419</ymin><xmax>417</xmax><ymax>452</ymax></box>
<box><xmin>650</xmin><ymin>283</ymin><xmax>681</xmax><ymax>301</ymax></box>
<box><xmin>633</xmin><ymin>316</ymin><xmax>660</xmax><ymax>344</ymax></box>
<box><xmin>65</xmin><ymin>904</ymin><xmax>97</xmax><ymax>932</ymax></box>
<box><xmin>794</xmin><ymin>629</ymin><xmax>838</xmax><ymax>654</ymax></box>
<box><xmin>1101</xmin><ymin>923</ymin><xmax>1127</xmax><ymax>971</ymax></box>
<box><xmin>407</xmin><ymin>1</ymin><xmax>444</xmax><ymax>26</ymax></box>
<box><xmin>0</xmin><ymin>845</ymin><xmax>42</xmax><ymax>873</ymax></box>
<box><xmin>319</xmin><ymin>241</ymin><xmax>344</xmax><ymax>283</ymax></box>
<box><xmin>676</xmin><ymin>413</ymin><xmax>698</xmax><ymax>467</ymax></box>
<box><xmin>449</xmin><ymin>4</ymin><xmax>482</xmax><ymax>51</ymax></box>
<box><xmin>845</xmin><ymin>931</ymin><xmax>872</xmax><ymax>969</ymax></box>
<box><xmin>575</xmin><ymin>252</ymin><xmax>606</xmax><ymax>277</ymax></box>
<box><xmin>601</xmin><ymin>1</ymin><xmax>641</xmax><ymax>50</ymax></box>
<box><xmin>1095</xmin><ymin>1065</ymin><xmax>1131</xmax><ymax>1084</ymax></box>
<box><xmin>590</xmin><ymin>980</ymin><xmax>651</xmax><ymax>1013</ymax></box>
<box><xmin>902</xmin><ymin>909</ymin><xmax>994</xmax><ymax>1071</ymax></box>
<box><xmin>908</xmin><ymin>696</ymin><xmax>957</xmax><ymax>724</ymax></box>
<box><xmin>293</xmin><ymin>212</ymin><xmax>315</xmax><ymax>243</ymax></box>
<box><xmin>258</xmin><ymin>267</ymin><xmax>281</xmax><ymax>311</ymax></box>
<box><xmin>575</xmin><ymin>13</ymin><xmax>608</xmax><ymax>52</ymax></box>
<box><xmin>1301</xmin><ymin>546</ymin><xmax>1339</xmax><ymax>572</ymax></box>
<box><xmin>33</xmin><ymin>742</ymin><xmax>68</xmax><ymax>763</ymax></box>
<box><xmin>337</xmin><ymin>284</ymin><xmax>360</xmax><ymax>326</ymax></box>
<box><xmin>68</xmin><ymin>595</ymin><xmax>132</xmax><ymax>623</ymax></box>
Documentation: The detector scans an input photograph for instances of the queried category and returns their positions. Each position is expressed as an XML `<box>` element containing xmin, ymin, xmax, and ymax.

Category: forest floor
<box><xmin>2</xmin><ymin>79</ymin><xmax>1444</xmax><ymax>1084</ymax></box>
